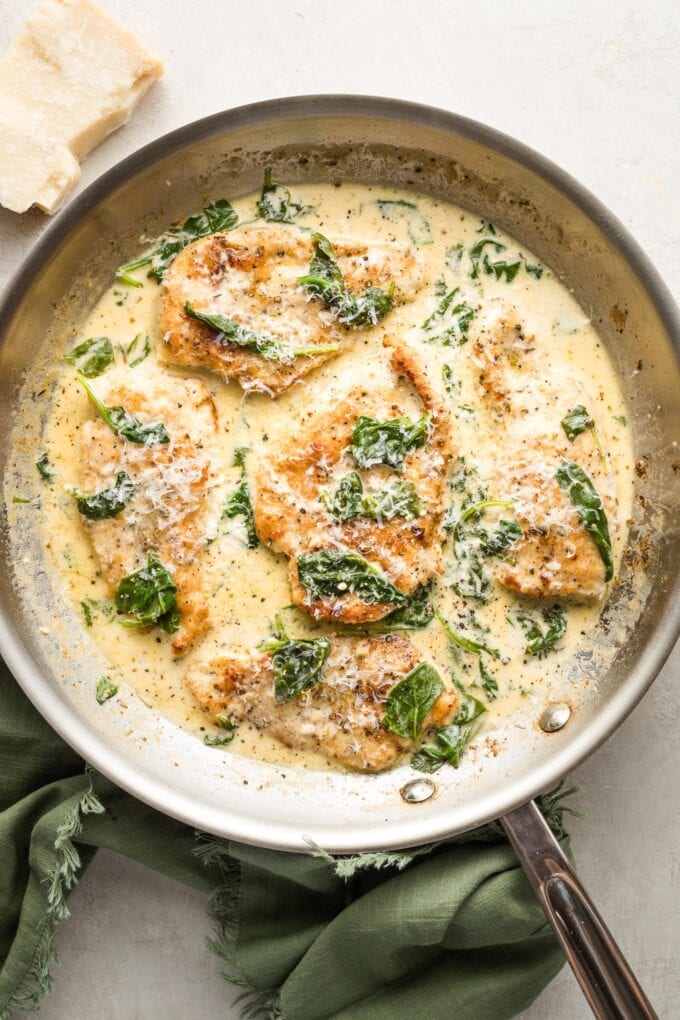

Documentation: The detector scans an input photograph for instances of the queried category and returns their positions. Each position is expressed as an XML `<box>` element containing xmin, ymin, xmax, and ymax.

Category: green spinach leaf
<box><xmin>79</xmin><ymin>377</ymin><xmax>170</xmax><ymax>446</ymax></box>
<box><xmin>511</xmin><ymin>604</ymin><xmax>567</xmax><ymax>658</ymax></box>
<box><xmin>478</xmin><ymin>519</ymin><xmax>523</xmax><ymax>557</ymax></box>
<box><xmin>375</xmin><ymin>199</ymin><xmax>432</xmax><ymax>245</ymax></box>
<box><xmin>224</xmin><ymin>447</ymin><xmax>258</xmax><ymax>548</ymax></box>
<box><xmin>349</xmin><ymin>414</ymin><xmax>430</xmax><ymax>469</ymax></box>
<box><xmin>383</xmin><ymin>662</ymin><xmax>444</xmax><ymax>739</ymax></box>
<box><xmin>259</xmin><ymin>618</ymin><xmax>331</xmax><ymax>703</ymax></box>
<box><xmin>321</xmin><ymin>473</ymin><xmax>421</xmax><ymax>521</ymax></box>
<box><xmin>411</xmin><ymin>691</ymin><xmax>486</xmax><ymax>772</ymax></box>
<box><xmin>436</xmin><ymin>610</ymin><xmax>499</xmax><ymax>659</ymax></box>
<box><xmin>64</xmin><ymin>336</ymin><xmax>114</xmax><ymax>378</ymax></box>
<box><xmin>561</xmin><ymin>404</ymin><xmax>606</xmax><ymax>467</ymax></box>
<box><xmin>116</xmin><ymin>199</ymin><xmax>239</xmax><ymax>285</ymax></box>
<box><xmin>114</xmin><ymin>553</ymin><xmax>180</xmax><ymax>633</ymax></box>
<box><xmin>127</xmin><ymin>333</ymin><xmax>152</xmax><ymax>367</ymax></box>
<box><xmin>257</xmin><ymin>168</ymin><xmax>311</xmax><ymax>223</ymax></box>
<box><xmin>297</xmin><ymin>548</ymin><xmax>409</xmax><ymax>607</ymax></box>
<box><xmin>36</xmin><ymin>452</ymin><xmax>54</xmax><ymax>482</ymax></box>
<box><xmin>95</xmin><ymin>677</ymin><xmax>118</xmax><ymax>704</ymax></box>
<box><xmin>75</xmin><ymin>471</ymin><xmax>135</xmax><ymax>520</ymax></box>
<box><xmin>359</xmin><ymin>585</ymin><xmax>434</xmax><ymax>633</ymax></box>
<box><xmin>297</xmin><ymin>233</ymin><xmax>395</xmax><ymax>327</ymax></box>
<box><xmin>421</xmin><ymin>278</ymin><xmax>475</xmax><ymax>346</ymax></box>
<box><xmin>204</xmin><ymin>716</ymin><xmax>237</xmax><ymax>746</ymax></box>
<box><xmin>555</xmin><ymin>460</ymin><xmax>613</xmax><ymax>580</ymax></box>
<box><xmin>184</xmin><ymin>302</ymin><xmax>338</xmax><ymax>363</ymax></box>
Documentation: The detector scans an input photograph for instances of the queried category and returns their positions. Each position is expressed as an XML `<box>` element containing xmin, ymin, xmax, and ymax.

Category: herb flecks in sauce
<box><xmin>36</xmin><ymin>452</ymin><xmax>54</xmax><ymax>482</ymax></box>
<box><xmin>421</xmin><ymin>277</ymin><xmax>475</xmax><ymax>346</ymax></box>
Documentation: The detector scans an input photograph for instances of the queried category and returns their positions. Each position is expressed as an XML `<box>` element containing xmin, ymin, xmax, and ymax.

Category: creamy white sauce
<box><xmin>38</xmin><ymin>182</ymin><xmax>634</xmax><ymax>771</ymax></box>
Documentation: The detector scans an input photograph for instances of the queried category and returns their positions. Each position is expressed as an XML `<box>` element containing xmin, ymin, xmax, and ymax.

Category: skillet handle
<box><xmin>501</xmin><ymin>800</ymin><xmax>658</xmax><ymax>1020</ymax></box>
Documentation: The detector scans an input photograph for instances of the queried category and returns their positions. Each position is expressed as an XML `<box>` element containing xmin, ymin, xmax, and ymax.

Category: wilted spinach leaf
<box><xmin>79</xmin><ymin>377</ymin><xmax>170</xmax><ymax>446</ymax></box>
<box><xmin>375</xmin><ymin>199</ymin><xmax>432</xmax><ymax>245</ymax></box>
<box><xmin>257</xmin><ymin>168</ymin><xmax>311</xmax><ymax>223</ymax></box>
<box><xmin>511</xmin><ymin>604</ymin><xmax>567</xmax><ymax>658</ymax></box>
<box><xmin>204</xmin><ymin>716</ymin><xmax>237</xmax><ymax>746</ymax></box>
<box><xmin>64</xmin><ymin>336</ymin><xmax>114</xmax><ymax>378</ymax></box>
<box><xmin>114</xmin><ymin>553</ymin><xmax>180</xmax><ymax>633</ymax></box>
<box><xmin>436</xmin><ymin>610</ymin><xmax>499</xmax><ymax>659</ymax></box>
<box><xmin>297</xmin><ymin>233</ymin><xmax>395</xmax><ymax>327</ymax></box>
<box><xmin>561</xmin><ymin>405</ymin><xmax>606</xmax><ymax>468</ymax></box>
<box><xmin>383</xmin><ymin>662</ymin><xmax>444</xmax><ymax>739</ymax></box>
<box><xmin>116</xmin><ymin>199</ymin><xmax>239</xmax><ymax>285</ymax></box>
<box><xmin>75</xmin><ymin>471</ymin><xmax>134</xmax><ymax>520</ymax></box>
<box><xmin>349</xmin><ymin>414</ymin><xmax>430</xmax><ymax>470</ymax></box>
<box><xmin>36</xmin><ymin>452</ymin><xmax>54</xmax><ymax>482</ymax></box>
<box><xmin>259</xmin><ymin>617</ymin><xmax>331</xmax><ymax>703</ymax></box>
<box><xmin>555</xmin><ymin>460</ymin><xmax>613</xmax><ymax>580</ymax></box>
<box><xmin>297</xmin><ymin>548</ymin><xmax>409</xmax><ymax>607</ymax></box>
<box><xmin>360</xmin><ymin>585</ymin><xmax>434</xmax><ymax>634</ymax></box>
<box><xmin>184</xmin><ymin>302</ymin><xmax>338</xmax><ymax>363</ymax></box>
<box><xmin>95</xmin><ymin>677</ymin><xmax>118</xmax><ymax>704</ymax></box>
<box><xmin>224</xmin><ymin>447</ymin><xmax>258</xmax><ymax>548</ymax></box>
<box><xmin>321</xmin><ymin>472</ymin><xmax>421</xmax><ymax>521</ymax></box>
<box><xmin>421</xmin><ymin>278</ymin><xmax>475</xmax><ymax>346</ymax></box>
<box><xmin>411</xmin><ymin>691</ymin><xmax>486</xmax><ymax>772</ymax></box>
<box><xmin>127</xmin><ymin>333</ymin><xmax>152</xmax><ymax>367</ymax></box>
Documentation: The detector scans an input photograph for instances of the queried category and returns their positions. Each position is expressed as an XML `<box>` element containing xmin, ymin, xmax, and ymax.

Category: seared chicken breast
<box><xmin>185</xmin><ymin>634</ymin><xmax>458</xmax><ymax>772</ymax></box>
<box><xmin>471</xmin><ymin>300</ymin><xmax>617</xmax><ymax>601</ymax></box>
<box><xmin>160</xmin><ymin>224</ymin><xmax>425</xmax><ymax>396</ymax></box>
<box><xmin>79</xmin><ymin>376</ymin><xmax>220</xmax><ymax>654</ymax></box>
<box><xmin>253</xmin><ymin>342</ymin><xmax>456</xmax><ymax>624</ymax></box>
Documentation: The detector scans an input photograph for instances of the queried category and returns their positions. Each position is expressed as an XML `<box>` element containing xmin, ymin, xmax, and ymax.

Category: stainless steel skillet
<box><xmin>0</xmin><ymin>96</ymin><xmax>678</xmax><ymax>1018</ymax></box>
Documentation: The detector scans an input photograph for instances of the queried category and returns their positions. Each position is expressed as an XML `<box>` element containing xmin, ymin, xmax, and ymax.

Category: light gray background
<box><xmin>1</xmin><ymin>0</ymin><xmax>679</xmax><ymax>1017</ymax></box>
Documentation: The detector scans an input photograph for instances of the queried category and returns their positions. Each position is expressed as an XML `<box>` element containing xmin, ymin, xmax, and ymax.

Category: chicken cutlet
<box><xmin>184</xmin><ymin>634</ymin><xmax>458</xmax><ymax>772</ymax></box>
<box><xmin>253</xmin><ymin>342</ymin><xmax>456</xmax><ymax>623</ymax></box>
<box><xmin>159</xmin><ymin>224</ymin><xmax>425</xmax><ymax>395</ymax></box>
<box><xmin>471</xmin><ymin>300</ymin><xmax>617</xmax><ymax>601</ymax></box>
<box><xmin>78</xmin><ymin>375</ymin><xmax>221</xmax><ymax>654</ymax></box>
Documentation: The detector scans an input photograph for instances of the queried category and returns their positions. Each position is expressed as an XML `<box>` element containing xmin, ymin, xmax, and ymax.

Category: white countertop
<box><xmin>1</xmin><ymin>1</ymin><xmax>679</xmax><ymax>1017</ymax></box>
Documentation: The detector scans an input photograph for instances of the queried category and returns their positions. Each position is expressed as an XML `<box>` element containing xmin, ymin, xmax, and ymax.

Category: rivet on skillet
<box><xmin>400</xmin><ymin>778</ymin><xmax>436</xmax><ymax>803</ymax></box>
<box><xmin>539</xmin><ymin>702</ymin><xmax>571</xmax><ymax>733</ymax></box>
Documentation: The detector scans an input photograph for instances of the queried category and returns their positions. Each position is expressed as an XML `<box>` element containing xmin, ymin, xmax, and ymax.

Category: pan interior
<box><xmin>1</xmin><ymin>98</ymin><xmax>679</xmax><ymax>852</ymax></box>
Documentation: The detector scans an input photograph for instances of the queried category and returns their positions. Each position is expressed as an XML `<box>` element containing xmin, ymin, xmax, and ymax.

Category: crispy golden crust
<box><xmin>184</xmin><ymin>635</ymin><xmax>458</xmax><ymax>772</ymax></box>
<box><xmin>471</xmin><ymin>300</ymin><xmax>617</xmax><ymax>601</ymax></box>
<box><xmin>253</xmin><ymin>343</ymin><xmax>456</xmax><ymax>623</ymax></box>
<box><xmin>159</xmin><ymin>224</ymin><xmax>425</xmax><ymax>395</ymax></box>
<box><xmin>79</xmin><ymin>377</ymin><xmax>219</xmax><ymax>654</ymax></box>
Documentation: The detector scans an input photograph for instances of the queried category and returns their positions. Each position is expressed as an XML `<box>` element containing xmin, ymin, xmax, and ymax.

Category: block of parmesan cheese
<box><xmin>0</xmin><ymin>0</ymin><xmax>163</xmax><ymax>214</ymax></box>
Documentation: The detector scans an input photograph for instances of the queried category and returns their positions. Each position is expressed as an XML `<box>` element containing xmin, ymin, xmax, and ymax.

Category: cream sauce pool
<box><xmin>37</xmin><ymin>182</ymin><xmax>634</xmax><ymax>772</ymax></box>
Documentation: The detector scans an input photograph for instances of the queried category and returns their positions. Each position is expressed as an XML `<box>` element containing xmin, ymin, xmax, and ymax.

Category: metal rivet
<box><xmin>540</xmin><ymin>702</ymin><xmax>571</xmax><ymax>733</ymax></box>
<box><xmin>400</xmin><ymin>778</ymin><xmax>436</xmax><ymax>803</ymax></box>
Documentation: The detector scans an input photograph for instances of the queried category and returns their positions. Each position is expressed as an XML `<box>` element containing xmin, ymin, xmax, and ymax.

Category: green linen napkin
<box><xmin>0</xmin><ymin>661</ymin><xmax>573</xmax><ymax>1019</ymax></box>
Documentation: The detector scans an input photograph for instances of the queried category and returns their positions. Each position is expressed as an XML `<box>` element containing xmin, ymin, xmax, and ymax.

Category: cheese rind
<box><xmin>0</xmin><ymin>0</ymin><xmax>163</xmax><ymax>214</ymax></box>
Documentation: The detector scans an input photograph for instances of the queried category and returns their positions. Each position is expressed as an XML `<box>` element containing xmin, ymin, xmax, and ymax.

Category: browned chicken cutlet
<box><xmin>252</xmin><ymin>342</ymin><xmax>456</xmax><ymax>624</ymax></box>
<box><xmin>160</xmin><ymin>224</ymin><xmax>425</xmax><ymax>396</ymax></box>
<box><xmin>79</xmin><ymin>376</ymin><xmax>221</xmax><ymax>654</ymax></box>
<box><xmin>185</xmin><ymin>634</ymin><xmax>458</xmax><ymax>772</ymax></box>
<box><xmin>471</xmin><ymin>299</ymin><xmax>618</xmax><ymax>601</ymax></box>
